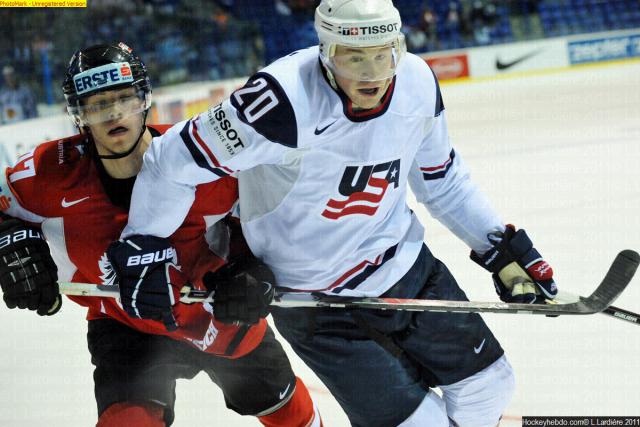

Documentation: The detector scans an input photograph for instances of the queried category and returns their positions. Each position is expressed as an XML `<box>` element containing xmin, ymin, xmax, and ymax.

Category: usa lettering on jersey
<box><xmin>322</xmin><ymin>159</ymin><xmax>400</xmax><ymax>220</ymax></box>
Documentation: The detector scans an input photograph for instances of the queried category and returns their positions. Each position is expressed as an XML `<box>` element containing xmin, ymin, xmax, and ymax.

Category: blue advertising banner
<box><xmin>568</xmin><ymin>34</ymin><xmax>640</xmax><ymax>64</ymax></box>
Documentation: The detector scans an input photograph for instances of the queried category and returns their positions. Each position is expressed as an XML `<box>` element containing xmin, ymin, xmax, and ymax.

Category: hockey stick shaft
<box><xmin>58</xmin><ymin>249</ymin><xmax>639</xmax><ymax>319</ymax></box>
<box><xmin>602</xmin><ymin>305</ymin><xmax>640</xmax><ymax>325</ymax></box>
<box><xmin>57</xmin><ymin>282</ymin><xmax>640</xmax><ymax>322</ymax></box>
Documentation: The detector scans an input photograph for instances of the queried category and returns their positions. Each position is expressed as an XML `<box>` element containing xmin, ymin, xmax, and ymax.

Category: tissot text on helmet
<box><xmin>340</xmin><ymin>23</ymin><xmax>399</xmax><ymax>37</ymax></box>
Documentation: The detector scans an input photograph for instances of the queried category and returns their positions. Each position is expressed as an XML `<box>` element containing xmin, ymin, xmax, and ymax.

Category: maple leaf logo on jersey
<box><xmin>98</xmin><ymin>253</ymin><xmax>117</xmax><ymax>287</ymax></box>
<box><xmin>322</xmin><ymin>159</ymin><xmax>400</xmax><ymax>220</ymax></box>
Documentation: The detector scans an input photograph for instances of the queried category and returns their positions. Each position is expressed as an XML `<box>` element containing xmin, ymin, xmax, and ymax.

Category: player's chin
<box><xmin>352</xmin><ymin>93</ymin><xmax>385</xmax><ymax>110</ymax></box>
<box><xmin>103</xmin><ymin>133</ymin><xmax>137</xmax><ymax>153</ymax></box>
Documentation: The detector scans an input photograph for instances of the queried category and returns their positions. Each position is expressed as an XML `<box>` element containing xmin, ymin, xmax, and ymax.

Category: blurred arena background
<box><xmin>1</xmin><ymin>0</ymin><xmax>639</xmax><ymax>116</ymax></box>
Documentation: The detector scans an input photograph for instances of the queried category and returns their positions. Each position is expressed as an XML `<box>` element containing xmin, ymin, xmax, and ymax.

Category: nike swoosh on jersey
<box><xmin>279</xmin><ymin>382</ymin><xmax>292</xmax><ymax>400</ymax></box>
<box><xmin>495</xmin><ymin>49</ymin><xmax>542</xmax><ymax>70</ymax></box>
<box><xmin>314</xmin><ymin>120</ymin><xmax>337</xmax><ymax>135</ymax></box>
<box><xmin>474</xmin><ymin>338</ymin><xmax>486</xmax><ymax>354</ymax></box>
<box><xmin>61</xmin><ymin>196</ymin><xmax>90</xmax><ymax>208</ymax></box>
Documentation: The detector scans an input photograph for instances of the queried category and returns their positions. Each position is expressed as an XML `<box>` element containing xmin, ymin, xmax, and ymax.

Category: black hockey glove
<box><xmin>107</xmin><ymin>235</ymin><xmax>183</xmax><ymax>331</ymax></box>
<box><xmin>0</xmin><ymin>218</ymin><xmax>61</xmax><ymax>315</ymax></box>
<box><xmin>470</xmin><ymin>224</ymin><xmax>558</xmax><ymax>304</ymax></box>
<box><xmin>203</xmin><ymin>255</ymin><xmax>276</xmax><ymax>325</ymax></box>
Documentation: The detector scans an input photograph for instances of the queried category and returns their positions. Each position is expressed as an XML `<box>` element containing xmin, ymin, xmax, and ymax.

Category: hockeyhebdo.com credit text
<box><xmin>0</xmin><ymin>0</ymin><xmax>86</xmax><ymax>7</ymax></box>
<box><xmin>522</xmin><ymin>418</ymin><xmax>640</xmax><ymax>427</ymax></box>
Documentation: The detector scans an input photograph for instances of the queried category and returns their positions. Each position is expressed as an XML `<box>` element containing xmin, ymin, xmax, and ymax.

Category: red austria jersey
<box><xmin>0</xmin><ymin>125</ymin><xmax>265</xmax><ymax>358</ymax></box>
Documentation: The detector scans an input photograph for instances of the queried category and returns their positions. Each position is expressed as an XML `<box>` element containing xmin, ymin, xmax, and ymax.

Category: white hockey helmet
<box><xmin>315</xmin><ymin>0</ymin><xmax>406</xmax><ymax>82</ymax></box>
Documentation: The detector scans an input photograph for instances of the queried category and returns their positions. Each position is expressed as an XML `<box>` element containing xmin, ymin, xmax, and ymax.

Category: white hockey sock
<box><xmin>439</xmin><ymin>355</ymin><xmax>515</xmax><ymax>427</ymax></box>
<box><xmin>397</xmin><ymin>390</ymin><xmax>449</xmax><ymax>427</ymax></box>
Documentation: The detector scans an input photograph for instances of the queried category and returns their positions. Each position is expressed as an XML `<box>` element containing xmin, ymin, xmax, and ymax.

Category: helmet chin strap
<box><xmin>95</xmin><ymin>109</ymin><xmax>150</xmax><ymax>160</ymax></box>
<box><xmin>320</xmin><ymin>59</ymin><xmax>339</xmax><ymax>91</ymax></box>
<box><xmin>326</xmin><ymin>69</ymin><xmax>339</xmax><ymax>91</ymax></box>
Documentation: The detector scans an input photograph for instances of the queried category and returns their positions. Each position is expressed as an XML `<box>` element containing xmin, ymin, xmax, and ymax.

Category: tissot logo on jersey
<box><xmin>322</xmin><ymin>160</ymin><xmax>400</xmax><ymax>220</ymax></box>
<box><xmin>203</xmin><ymin>103</ymin><xmax>246</xmax><ymax>160</ymax></box>
<box><xmin>73</xmin><ymin>62</ymin><xmax>134</xmax><ymax>95</ymax></box>
<box><xmin>339</xmin><ymin>23</ymin><xmax>399</xmax><ymax>36</ymax></box>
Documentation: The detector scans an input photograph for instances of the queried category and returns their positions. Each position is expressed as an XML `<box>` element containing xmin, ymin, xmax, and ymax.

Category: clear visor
<box><xmin>68</xmin><ymin>88</ymin><xmax>151</xmax><ymax>126</ymax></box>
<box><xmin>325</xmin><ymin>36</ymin><xmax>406</xmax><ymax>82</ymax></box>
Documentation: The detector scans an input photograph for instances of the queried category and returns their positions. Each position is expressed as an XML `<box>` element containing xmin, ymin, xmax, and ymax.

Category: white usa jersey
<box><xmin>126</xmin><ymin>47</ymin><xmax>504</xmax><ymax>296</ymax></box>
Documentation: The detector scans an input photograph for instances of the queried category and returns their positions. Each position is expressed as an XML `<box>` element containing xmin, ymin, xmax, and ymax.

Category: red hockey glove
<box><xmin>470</xmin><ymin>225</ymin><xmax>557</xmax><ymax>304</ymax></box>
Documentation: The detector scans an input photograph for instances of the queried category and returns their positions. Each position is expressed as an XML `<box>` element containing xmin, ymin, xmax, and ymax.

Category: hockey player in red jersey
<box><xmin>0</xmin><ymin>43</ymin><xmax>321</xmax><ymax>427</ymax></box>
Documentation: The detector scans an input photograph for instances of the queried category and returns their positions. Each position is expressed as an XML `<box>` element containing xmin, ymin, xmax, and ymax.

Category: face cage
<box><xmin>67</xmin><ymin>88</ymin><xmax>152</xmax><ymax>127</ymax></box>
<box><xmin>321</xmin><ymin>35</ymin><xmax>406</xmax><ymax>83</ymax></box>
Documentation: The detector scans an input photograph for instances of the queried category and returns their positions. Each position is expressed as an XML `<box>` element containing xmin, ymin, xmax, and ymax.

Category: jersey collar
<box><xmin>319</xmin><ymin>59</ymin><xmax>396</xmax><ymax>123</ymax></box>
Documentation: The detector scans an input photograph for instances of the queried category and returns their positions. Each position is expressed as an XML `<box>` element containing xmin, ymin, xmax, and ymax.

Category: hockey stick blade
<box><xmin>556</xmin><ymin>291</ymin><xmax>640</xmax><ymax>326</ymax></box>
<box><xmin>58</xmin><ymin>250</ymin><xmax>639</xmax><ymax>317</ymax></box>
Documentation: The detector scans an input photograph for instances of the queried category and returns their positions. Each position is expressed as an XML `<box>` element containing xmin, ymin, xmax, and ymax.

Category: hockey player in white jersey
<box><xmin>108</xmin><ymin>0</ymin><xmax>559</xmax><ymax>425</ymax></box>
